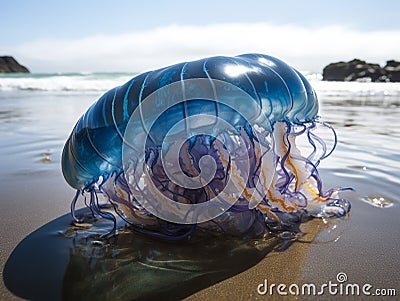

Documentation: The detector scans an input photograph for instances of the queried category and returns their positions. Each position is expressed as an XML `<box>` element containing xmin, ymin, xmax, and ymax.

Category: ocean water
<box><xmin>0</xmin><ymin>73</ymin><xmax>399</xmax><ymax>300</ymax></box>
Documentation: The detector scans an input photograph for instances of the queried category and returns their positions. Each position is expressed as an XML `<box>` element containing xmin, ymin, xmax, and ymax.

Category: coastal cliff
<box><xmin>0</xmin><ymin>56</ymin><xmax>30</xmax><ymax>73</ymax></box>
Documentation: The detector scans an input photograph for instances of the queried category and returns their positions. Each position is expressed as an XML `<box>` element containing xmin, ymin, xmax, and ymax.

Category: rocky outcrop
<box><xmin>0</xmin><ymin>56</ymin><xmax>30</xmax><ymax>73</ymax></box>
<box><xmin>323</xmin><ymin>59</ymin><xmax>400</xmax><ymax>82</ymax></box>
<box><xmin>384</xmin><ymin>60</ymin><xmax>400</xmax><ymax>82</ymax></box>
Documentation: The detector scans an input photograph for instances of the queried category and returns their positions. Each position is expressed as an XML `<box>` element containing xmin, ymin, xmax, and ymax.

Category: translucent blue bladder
<box><xmin>62</xmin><ymin>54</ymin><xmax>351</xmax><ymax>240</ymax></box>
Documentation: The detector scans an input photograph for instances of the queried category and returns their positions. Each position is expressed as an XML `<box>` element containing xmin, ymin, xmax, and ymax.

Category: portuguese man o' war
<box><xmin>62</xmin><ymin>54</ymin><xmax>351</xmax><ymax>240</ymax></box>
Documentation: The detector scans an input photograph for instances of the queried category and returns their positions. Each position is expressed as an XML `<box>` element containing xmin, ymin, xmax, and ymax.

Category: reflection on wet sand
<box><xmin>0</xmin><ymin>109</ymin><xmax>27</xmax><ymax>123</ymax></box>
<box><xmin>5</xmin><ymin>208</ymin><xmax>294</xmax><ymax>301</ymax></box>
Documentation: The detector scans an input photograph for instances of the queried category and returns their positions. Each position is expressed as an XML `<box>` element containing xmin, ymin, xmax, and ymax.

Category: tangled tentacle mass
<box><xmin>62</xmin><ymin>54</ymin><xmax>351</xmax><ymax>240</ymax></box>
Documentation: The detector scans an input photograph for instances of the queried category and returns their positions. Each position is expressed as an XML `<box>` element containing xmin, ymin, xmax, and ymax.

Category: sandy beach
<box><xmin>185</xmin><ymin>219</ymin><xmax>322</xmax><ymax>301</ymax></box>
<box><xmin>1</xmin><ymin>77</ymin><xmax>399</xmax><ymax>300</ymax></box>
<box><xmin>2</xmin><ymin>1</ymin><xmax>400</xmax><ymax>299</ymax></box>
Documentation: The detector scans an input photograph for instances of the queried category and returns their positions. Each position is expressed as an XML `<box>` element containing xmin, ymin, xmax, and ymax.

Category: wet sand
<box><xmin>1</xmin><ymin>200</ymin><xmax>323</xmax><ymax>301</ymax></box>
<box><xmin>1</xmin><ymin>90</ymin><xmax>399</xmax><ymax>300</ymax></box>
<box><xmin>185</xmin><ymin>219</ymin><xmax>322</xmax><ymax>301</ymax></box>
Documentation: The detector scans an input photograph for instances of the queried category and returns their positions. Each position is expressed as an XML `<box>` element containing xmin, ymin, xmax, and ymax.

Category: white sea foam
<box><xmin>0</xmin><ymin>73</ymin><xmax>135</xmax><ymax>92</ymax></box>
<box><xmin>307</xmin><ymin>79</ymin><xmax>400</xmax><ymax>107</ymax></box>
<box><xmin>309</xmin><ymin>79</ymin><xmax>400</xmax><ymax>97</ymax></box>
<box><xmin>1</xmin><ymin>73</ymin><xmax>400</xmax><ymax>103</ymax></box>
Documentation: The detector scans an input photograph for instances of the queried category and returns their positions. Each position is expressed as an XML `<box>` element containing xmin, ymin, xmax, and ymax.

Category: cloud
<box><xmin>10</xmin><ymin>23</ymin><xmax>400</xmax><ymax>72</ymax></box>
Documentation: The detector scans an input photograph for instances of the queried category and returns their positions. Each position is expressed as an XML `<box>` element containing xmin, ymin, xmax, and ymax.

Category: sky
<box><xmin>1</xmin><ymin>0</ymin><xmax>400</xmax><ymax>73</ymax></box>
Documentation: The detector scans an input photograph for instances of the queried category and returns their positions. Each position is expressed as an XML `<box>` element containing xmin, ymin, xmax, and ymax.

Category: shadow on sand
<box><xmin>3</xmin><ymin>208</ymin><xmax>283</xmax><ymax>301</ymax></box>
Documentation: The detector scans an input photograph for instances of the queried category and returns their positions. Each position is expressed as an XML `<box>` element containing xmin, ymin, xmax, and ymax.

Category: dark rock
<box><xmin>322</xmin><ymin>59</ymin><xmax>387</xmax><ymax>82</ymax></box>
<box><xmin>0</xmin><ymin>56</ymin><xmax>30</xmax><ymax>73</ymax></box>
<box><xmin>383</xmin><ymin>60</ymin><xmax>400</xmax><ymax>82</ymax></box>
